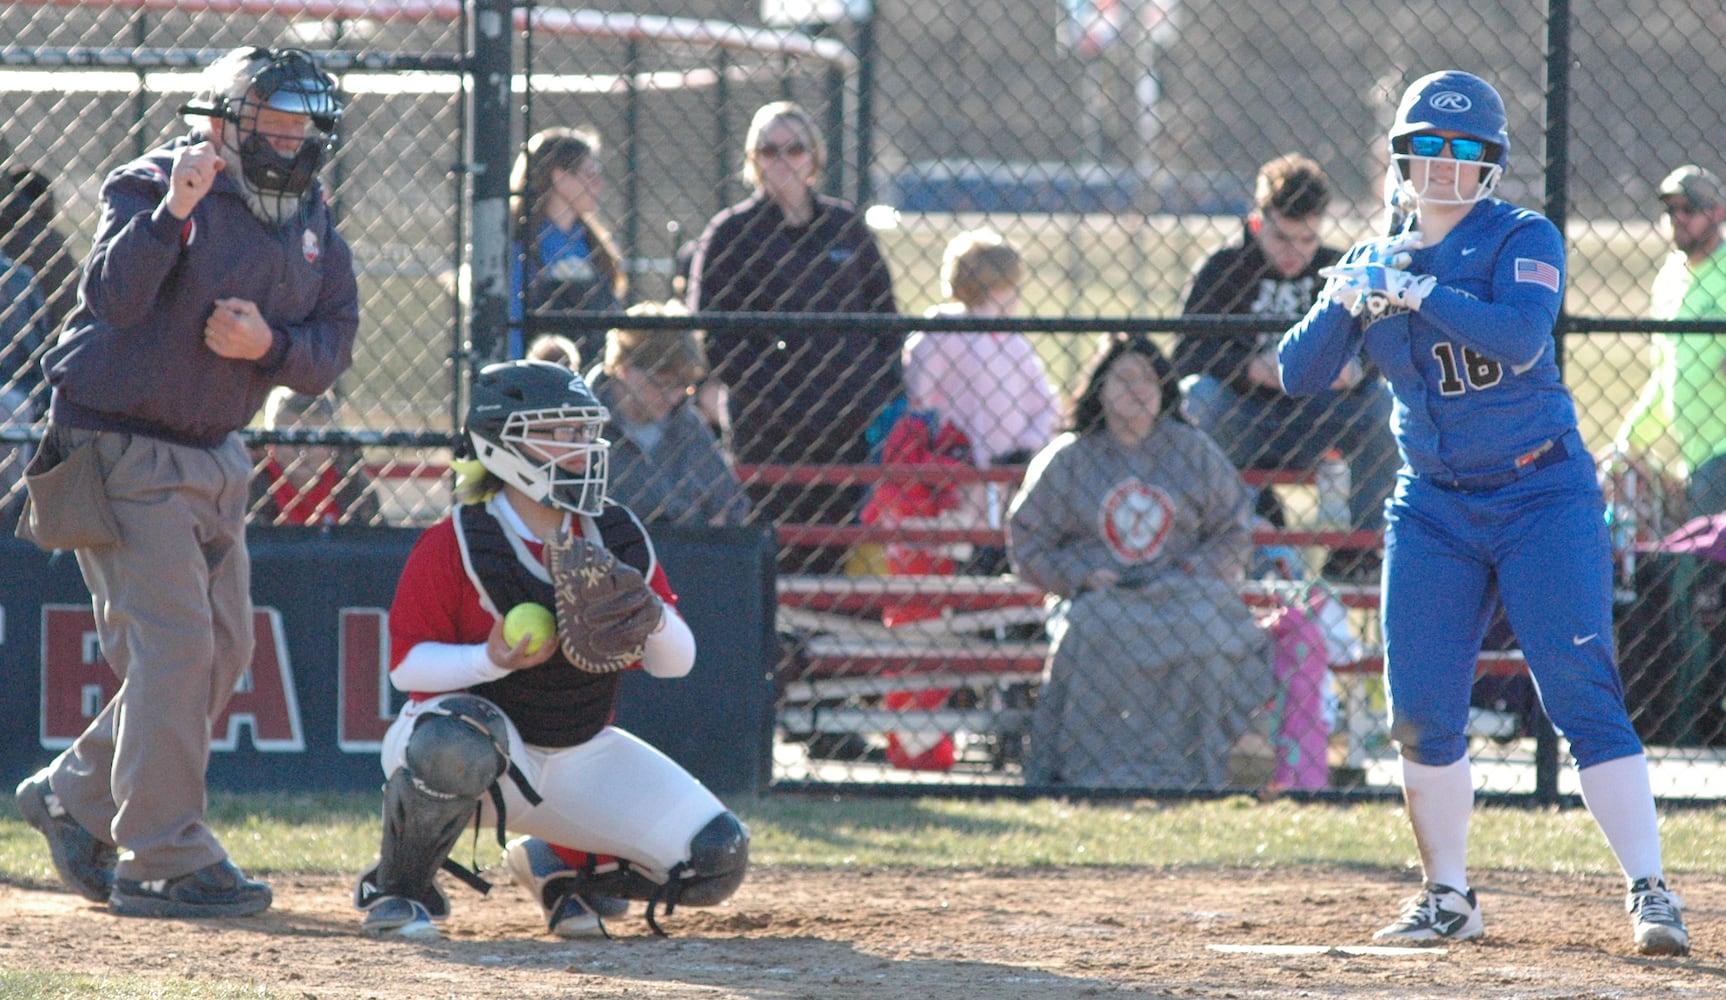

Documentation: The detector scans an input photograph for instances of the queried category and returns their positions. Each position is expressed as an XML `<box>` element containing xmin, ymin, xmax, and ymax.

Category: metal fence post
<box><xmin>467</xmin><ymin>0</ymin><xmax>514</xmax><ymax>366</ymax></box>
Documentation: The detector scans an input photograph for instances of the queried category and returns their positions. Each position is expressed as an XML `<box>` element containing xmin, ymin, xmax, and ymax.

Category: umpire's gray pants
<box><xmin>47</xmin><ymin>427</ymin><xmax>254</xmax><ymax>882</ymax></box>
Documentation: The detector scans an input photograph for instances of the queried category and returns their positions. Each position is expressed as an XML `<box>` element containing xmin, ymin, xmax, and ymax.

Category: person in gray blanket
<box><xmin>1007</xmin><ymin>333</ymin><xmax>1273</xmax><ymax>789</ymax></box>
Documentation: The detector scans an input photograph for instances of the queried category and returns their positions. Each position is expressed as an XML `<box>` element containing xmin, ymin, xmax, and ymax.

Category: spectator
<box><xmin>869</xmin><ymin>228</ymin><xmax>1059</xmax><ymax>593</ymax></box>
<box><xmin>1173</xmin><ymin>153</ymin><xmax>1397</xmax><ymax>581</ymax></box>
<box><xmin>248</xmin><ymin>386</ymin><xmax>381</xmax><ymax>527</ymax></box>
<box><xmin>859</xmin><ymin>228</ymin><xmax>1060</xmax><ymax>769</ymax></box>
<box><xmin>1281</xmin><ymin>70</ymin><xmax>1686</xmax><ymax>954</ymax></box>
<box><xmin>0</xmin><ymin>139</ymin><xmax>80</xmax><ymax>334</ymax></box>
<box><xmin>509</xmin><ymin>127</ymin><xmax>624</xmax><ymax>362</ymax></box>
<box><xmin>907</xmin><ymin>228</ymin><xmax>1058</xmax><ymax>470</ymax></box>
<box><xmin>1007</xmin><ymin>333</ymin><xmax>1273</xmax><ymax>789</ymax></box>
<box><xmin>0</xmin><ymin>248</ymin><xmax>48</xmax><ymax>528</ymax></box>
<box><xmin>525</xmin><ymin>332</ymin><xmax>583</xmax><ymax>373</ymax></box>
<box><xmin>687</xmin><ymin>100</ymin><xmax>899</xmax><ymax>550</ymax></box>
<box><xmin>588</xmin><ymin>301</ymin><xmax>749</xmax><ymax>526</ymax></box>
<box><xmin>12</xmin><ymin>46</ymin><xmax>356</xmax><ymax>918</ymax></box>
<box><xmin>1617</xmin><ymin>164</ymin><xmax>1726</xmax><ymax>518</ymax></box>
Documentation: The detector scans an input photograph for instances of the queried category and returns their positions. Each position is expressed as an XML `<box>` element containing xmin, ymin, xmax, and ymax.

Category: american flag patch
<box><xmin>1514</xmin><ymin>257</ymin><xmax>1561</xmax><ymax>292</ymax></box>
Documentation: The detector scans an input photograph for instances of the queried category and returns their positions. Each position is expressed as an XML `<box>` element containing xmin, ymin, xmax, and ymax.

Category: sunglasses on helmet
<box><xmin>1406</xmin><ymin>134</ymin><xmax>1488</xmax><ymax>162</ymax></box>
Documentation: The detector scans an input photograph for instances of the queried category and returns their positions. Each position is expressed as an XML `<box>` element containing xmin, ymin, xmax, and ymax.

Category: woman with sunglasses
<box><xmin>1279</xmin><ymin>70</ymin><xmax>1689</xmax><ymax>955</ymax></box>
<box><xmin>686</xmin><ymin>101</ymin><xmax>898</xmax><ymax>558</ymax></box>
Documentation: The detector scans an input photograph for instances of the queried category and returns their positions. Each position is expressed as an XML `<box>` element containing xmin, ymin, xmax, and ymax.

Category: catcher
<box><xmin>353</xmin><ymin>359</ymin><xmax>749</xmax><ymax>941</ymax></box>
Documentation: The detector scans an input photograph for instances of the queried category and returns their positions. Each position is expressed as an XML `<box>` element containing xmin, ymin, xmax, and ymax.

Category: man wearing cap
<box><xmin>12</xmin><ymin>46</ymin><xmax>357</xmax><ymax>918</ymax></box>
<box><xmin>1618</xmin><ymin>164</ymin><xmax>1726</xmax><ymax>518</ymax></box>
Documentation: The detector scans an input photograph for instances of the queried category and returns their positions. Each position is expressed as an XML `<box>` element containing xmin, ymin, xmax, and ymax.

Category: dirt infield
<box><xmin>2</xmin><ymin>866</ymin><xmax>1721</xmax><ymax>998</ymax></box>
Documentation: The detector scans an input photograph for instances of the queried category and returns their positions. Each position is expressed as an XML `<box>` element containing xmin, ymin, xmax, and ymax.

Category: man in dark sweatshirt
<box><xmin>14</xmin><ymin>46</ymin><xmax>357</xmax><ymax>919</ymax></box>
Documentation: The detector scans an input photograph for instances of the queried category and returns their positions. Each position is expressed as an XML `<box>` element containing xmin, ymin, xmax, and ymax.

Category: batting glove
<box><xmin>1321</xmin><ymin>263</ymin><xmax>1437</xmax><ymax>316</ymax></box>
<box><xmin>1320</xmin><ymin>266</ymin><xmax>1373</xmax><ymax>315</ymax></box>
<box><xmin>1366</xmin><ymin>265</ymin><xmax>1437</xmax><ymax>311</ymax></box>
<box><xmin>1335</xmin><ymin>230</ymin><xmax>1425</xmax><ymax>271</ymax></box>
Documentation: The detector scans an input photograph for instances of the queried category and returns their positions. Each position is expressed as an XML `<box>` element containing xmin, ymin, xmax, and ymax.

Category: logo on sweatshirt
<box><xmin>302</xmin><ymin>229</ymin><xmax>321</xmax><ymax>264</ymax></box>
<box><xmin>1099</xmin><ymin>478</ymin><xmax>1173</xmax><ymax>562</ymax></box>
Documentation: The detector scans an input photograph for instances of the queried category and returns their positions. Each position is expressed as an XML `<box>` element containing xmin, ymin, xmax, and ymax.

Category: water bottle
<box><xmin>1607</xmin><ymin>464</ymin><xmax>1638</xmax><ymax>584</ymax></box>
<box><xmin>1315</xmin><ymin>451</ymin><xmax>1351</xmax><ymax>531</ymax></box>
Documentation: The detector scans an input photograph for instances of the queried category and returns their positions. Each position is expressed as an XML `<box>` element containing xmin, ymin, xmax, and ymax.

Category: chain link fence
<box><xmin>3</xmin><ymin>0</ymin><xmax>1725</xmax><ymax>800</ymax></box>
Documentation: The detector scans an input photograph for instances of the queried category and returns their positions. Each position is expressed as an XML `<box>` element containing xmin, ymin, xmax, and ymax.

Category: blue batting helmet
<box><xmin>1390</xmin><ymin>71</ymin><xmax>1509</xmax><ymax>158</ymax></box>
<box><xmin>1389</xmin><ymin>71</ymin><xmax>1509</xmax><ymax>205</ymax></box>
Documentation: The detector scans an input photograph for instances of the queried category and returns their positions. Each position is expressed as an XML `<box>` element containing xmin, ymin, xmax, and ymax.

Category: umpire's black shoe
<box><xmin>110</xmin><ymin>859</ymin><xmax>272</xmax><ymax>918</ymax></box>
<box><xmin>14</xmin><ymin>769</ymin><xmax>118</xmax><ymax>903</ymax></box>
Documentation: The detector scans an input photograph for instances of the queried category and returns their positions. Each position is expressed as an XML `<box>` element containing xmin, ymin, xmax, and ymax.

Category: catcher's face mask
<box><xmin>475</xmin><ymin>408</ymin><xmax>611</xmax><ymax>517</ymax></box>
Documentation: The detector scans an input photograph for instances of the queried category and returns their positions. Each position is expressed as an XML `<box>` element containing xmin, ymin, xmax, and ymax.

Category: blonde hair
<box><xmin>742</xmin><ymin>101</ymin><xmax>826</xmax><ymax>190</ymax></box>
<box><xmin>941</xmin><ymin>229</ymin><xmax>1022</xmax><ymax>307</ymax></box>
<box><xmin>604</xmin><ymin>301</ymin><xmax>708</xmax><ymax>382</ymax></box>
<box><xmin>450</xmin><ymin>458</ymin><xmax>501</xmax><ymax>506</ymax></box>
<box><xmin>525</xmin><ymin>333</ymin><xmax>582</xmax><ymax>371</ymax></box>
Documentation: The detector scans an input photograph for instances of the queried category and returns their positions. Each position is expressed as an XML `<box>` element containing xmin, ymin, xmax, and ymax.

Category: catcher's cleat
<box><xmin>361</xmin><ymin>896</ymin><xmax>442</xmax><ymax>941</ymax></box>
<box><xmin>1627</xmin><ymin>876</ymin><xmax>1689</xmax><ymax>956</ymax></box>
<box><xmin>110</xmin><ymin>859</ymin><xmax>272</xmax><ymax>918</ymax></box>
<box><xmin>506</xmin><ymin>835</ymin><xmax>627</xmax><ymax>935</ymax></box>
<box><xmin>15</xmin><ymin>769</ymin><xmax>118</xmax><ymax>903</ymax></box>
<box><xmin>1372</xmin><ymin>882</ymin><xmax>1484</xmax><ymax>943</ymax></box>
<box><xmin>548</xmin><ymin>892</ymin><xmax>608</xmax><ymax>938</ymax></box>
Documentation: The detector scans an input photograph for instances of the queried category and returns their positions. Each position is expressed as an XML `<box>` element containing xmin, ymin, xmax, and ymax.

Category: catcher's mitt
<box><xmin>546</xmin><ymin>530</ymin><xmax>664</xmax><ymax>673</ymax></box>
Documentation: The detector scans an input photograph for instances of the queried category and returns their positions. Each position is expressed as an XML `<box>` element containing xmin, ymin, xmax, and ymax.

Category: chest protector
<box><xmin>455</xmin><ymin>501</ymin><xmax>655</xmax><ymax>747</ymax></box>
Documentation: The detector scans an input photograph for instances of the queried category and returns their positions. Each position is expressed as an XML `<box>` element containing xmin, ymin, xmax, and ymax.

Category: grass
<box><xmin>5</xmin><ymin>792</ymin><xmax>1726</xmax><ymax>885</ymax></box>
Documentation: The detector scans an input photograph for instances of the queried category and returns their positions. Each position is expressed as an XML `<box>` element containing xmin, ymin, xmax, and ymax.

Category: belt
<box><xmin>1433</xmin><ymin>436</ymin><xmax>1570</xmax><ymax>493</ymax></box>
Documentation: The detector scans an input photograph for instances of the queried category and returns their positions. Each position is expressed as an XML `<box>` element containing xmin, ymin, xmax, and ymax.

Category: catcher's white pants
<box><xmin>380</xmin><ymin>693</ymin><xmax>727</xmax><ymax>877</ymax></box>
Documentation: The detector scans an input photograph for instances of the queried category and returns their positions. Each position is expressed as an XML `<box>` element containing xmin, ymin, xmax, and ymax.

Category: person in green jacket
<box><xmin>1618</xmin><ymin>164</ymin><xmax>1726</xmax><ymax>518</ymax></box>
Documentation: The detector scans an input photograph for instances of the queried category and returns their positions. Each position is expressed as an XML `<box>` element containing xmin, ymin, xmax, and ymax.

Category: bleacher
<box><xmin>747</xmin><ymin>463</ymin><xmax>1528</xmax><ymax>775</ymax></box>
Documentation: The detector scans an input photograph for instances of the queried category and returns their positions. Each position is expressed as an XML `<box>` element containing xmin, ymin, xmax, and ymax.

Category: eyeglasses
<box><xmin>1664</xmin><ymin>201</ymin><xmax>1705</xmax><ymax>218</ymax></box>
<box><xmin>543</xmin><ymin>423</ymin><xmax>602</xmax><ymax>444</ymax></box>
<box><xmin>1406</xmin><ymin>134</ymin><xmax>1487</xmax><ymax>162</ymax></box>
<box><xmin>755</xmin><ymin>140</ymin><xmax>809</xmax><ymax>160</ymax></box>
<box><xmin>626</xmin><ymin>363</ymin><xmax>696</xmax><ymax>396</ymax></box>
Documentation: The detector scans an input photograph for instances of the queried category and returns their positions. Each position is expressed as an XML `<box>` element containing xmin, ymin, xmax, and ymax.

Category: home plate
<box><xmin>1208</xmin><ymin>944</ymin><xmax>1448</xmax><ymax>957</ymax></box>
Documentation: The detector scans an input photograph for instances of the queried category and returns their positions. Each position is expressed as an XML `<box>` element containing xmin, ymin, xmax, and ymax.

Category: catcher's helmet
<box><xmin>1389</xmin><ymin>70</ymin><xmax>1507</xmax><ymax>206</ymax></box>
<box><xmin>465</xmin><ymin>360</ymin><xmax>611</xmax><ymax>516</ymax></box>
<box><xmin>182</xmin><ymin>47</ymin><xmax>342</xmax><ymax>196</ymax></box>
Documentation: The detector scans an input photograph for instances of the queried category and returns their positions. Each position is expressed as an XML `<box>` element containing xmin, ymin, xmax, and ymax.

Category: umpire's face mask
<box><xmin>223</xmin><ymin>101</ymin><xmax>333</xmax><ymax>227</ymax></box>
<box><xmin>240</xmin><ymin>105</ymin><xmax>328</xmax><ymax>195</ymax></box>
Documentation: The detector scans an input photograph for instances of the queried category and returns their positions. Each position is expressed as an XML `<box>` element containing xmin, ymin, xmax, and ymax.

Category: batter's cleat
<box><xmin>1627</xmin><ymin>876</ymin><xmax>1689</xmax><ymax>956</ymax></box>
<box><xmin>505</xmin><ymin>835</ymin><xmax>626</xmax><ymax>935</ymax></box>
<box><xmin>360</xmin><ymin>896</ymin><xmax>442</xmax><ymax>941</ymax></box>
<box><xmin>14</xmin><ymin>769</ymin><xmax>118</xmax><ymax>903</ymax></box>
<box><xmin>109</xmin><ymin>859</ymin><xmax>272</xmax><ymax>918</ymax></box>
<box><xmin>1372</xmin><ymin>882</ymin><xmax>1484</xmax><ymax>943</ymax></box>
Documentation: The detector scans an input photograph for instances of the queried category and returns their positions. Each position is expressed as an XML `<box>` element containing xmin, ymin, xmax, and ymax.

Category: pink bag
<box><xmin>1260</xmin><ymin>597</ymin><xmax>1330</xmax><ymax>790</ymax></box>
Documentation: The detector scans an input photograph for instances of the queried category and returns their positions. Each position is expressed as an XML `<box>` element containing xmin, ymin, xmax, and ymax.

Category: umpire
<box><xmin>13</xmin><ymin>46</ymin><xmax>357</xmax><ymax>918</ymax></box>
